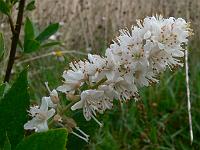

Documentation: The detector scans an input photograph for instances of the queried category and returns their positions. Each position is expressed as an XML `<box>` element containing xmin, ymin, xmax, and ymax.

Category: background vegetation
<box><xmin>0</xmin><ymin>0</ymin><xmax>200</xmax><ymax>149</ymax></box>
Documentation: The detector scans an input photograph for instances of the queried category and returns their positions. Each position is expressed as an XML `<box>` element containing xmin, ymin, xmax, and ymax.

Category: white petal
<box><xmin>40</xmin><ymin>98</ymin><xmax>48</xmax><ymax>112</ymax></box>
<box><xmin>64</xmin><ymin>70</ymin><xmax>84</xmax><ymax>81</ymax></box>
<box><xmin>47</xmin><ymin>108</ymin><xmax>55</xmax><ymax>119</ymax></box>
<box><xmin>50</xmin><ymin>89</ymin><xmax>58</xmax><ymax>97</ymax></box>
<box><xmin>82</xmin><ymin>90</ymin><xmax>104</xmax><ymax>99</ymax></box>
<box><xmin>88</xmin><ymin>54</ymin><xmax>94</xmax><ymax>62</ymax></box>
<box><xmin>29</xmin><ymin>106</ymin><xmax>40</xmax><ymax>117</ymax></box>
<box><xmin>57</xmin><ymin>85</ymin><xmax>72</xmax><ymax>92</ymax></box>
<box><xmin>144</xmin><ymin>30</ymin><xmax>151</xmax><ymax>39</ymax></box>
<box><xmin>36</xmin><ymin>121</ymin><xmax>48</xmax><ymax>132</ymax></box>
<box><xmin>43</xmin><ymin>96</ymin><xmax>56</xmax><ymax>108</ymax></box>
<box><xmin>83</xmin><ymin>107</ymin><xmax>91</xmax><ymax>121</ymax></box>
<box><xmin>24</xmin><ymin>118</ymin><xmax>38</xmax><ymax>130</ymax></box>
<box><xmin>71</xmin><ymin>100</ymin><xmax>84</xmax><ymax>110</ymax></box>
<box><xmin>158</xmin><ymin>43</ymin><xmax>165</xmax><ymax>49</ymax></box>
<box><xmin>172</xmin><ymin>50</ymin><xmax>184</xmax><ymax>57</ymax></box>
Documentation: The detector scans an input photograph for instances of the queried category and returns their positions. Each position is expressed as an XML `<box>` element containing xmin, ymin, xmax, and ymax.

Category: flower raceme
<box><xmin>57</xmin><ymin>15</ymin><xmax>192</xmax><ymax>124</ymax></box>
<box><xmin>24</xmin><ymin>16</ymin><xmax>192</xmax><ymax>138</ymax></box>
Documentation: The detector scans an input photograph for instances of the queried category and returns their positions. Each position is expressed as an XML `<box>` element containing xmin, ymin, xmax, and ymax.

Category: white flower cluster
<box><xmin>24</xmin><ymin>83</ymin><xmax>90</xmax><ymax>142</ymax></box>
<box><xmin>57</xmin><ymin>15</ymin><xmax>191</xmax><ymax>125</ymax></box>
<box><xmin>24</xmin><ymin>86</ymin><xmax>58</xmax><ymax>132</ymax></box>
<box><xmin>24</xmin><ymin>16</ymin><xmax>192</xmax><ymax>135</ymax></box>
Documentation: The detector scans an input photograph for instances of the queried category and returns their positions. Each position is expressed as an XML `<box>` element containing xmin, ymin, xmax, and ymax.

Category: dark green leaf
<box><xmin>26</xmin><ymin>0</ymin><xmax>35</xmax><ymax>11</ymax></box>
<box><xmin>0</xmin><ymin>83</ymin><xmax>6</xmax><ymax>99</ymax></box>
<box><xmin>23</xmin><ymin>18</ymin><xmax>40</xmax><ymax>53</ymax></box>
<box><xmin>35</xmin><ymin>23</ymin><xmax>59</xmax><ymax>43</ymax></box>
<box><xmin>0</xmin><ymin>0</ymin><xmax>10</xmax><ymax>15</ymax></box>
<box><xmin>24</xmin><ymin>17</ymin><xmax>35</xmax><ymax>40</ymax></box>
<box><xmin>0</xmin><ymin>69</ymin><xmax>30</xmax><ymax>149</ymax></box>
<box><xmin>3</xmin><ymin>133</ymin><xmax>11</xmax><ymax>150</ymax></box>
<box><xmin>24</xmin><ymin>39</ymin><xmax>40</xmax><ymax>53</ymax></box>
<box><xmin>16</xmin><ymin>129</ymin><xmax>68</xmax><ymax>150</ymax></box>
<box><xmin>0</xmin><ymin>32</ymin><xmax>5</xmax><ymax>59</ymax></box>
<box><xmin>41</xmin><ymin>41</ymin><xmax>61</xmax><ymax>48</ymax></box>
<box><xmin>0</xmin><ymin>83</ymin><xmax>10</xmax><ymax>100</ymax></box>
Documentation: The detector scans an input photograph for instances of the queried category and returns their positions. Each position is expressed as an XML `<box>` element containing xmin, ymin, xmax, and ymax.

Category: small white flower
<box><xmin>71</xmin><ymin>90</ymin><xmax>113</xmax><ymax>127</ymax></box>
<box><xmin>24</xmin><ymin>98</ymin><xmax>55</xmax><ymax>132</ymax></box>
<box><xmin>42</xmin><ymin>96</ymin><xmax>57</xmax><ymax>108</ymax></box>
<box><xmin>50</xmin><ymin>89</ymin><xmax>59</xmax><ymax>104</ymax></box>
<box><xmin>71</xmin><ymin>90</ymin><xmax>103</xmax><ymax>119</ymax></box>
<box><xmin>88</xmin><ymin>54</ymin><xmax>109</xmax><ymax>82</ymax></box>
<box><xmin>57</xmin><ymin>70</ymin><xmax>85</xmax><ymax>93</ymax></box>
<box><xmin>134</xmin><ymin>63</ymin><xmax>158</xmax><ymax>87</ymax></box>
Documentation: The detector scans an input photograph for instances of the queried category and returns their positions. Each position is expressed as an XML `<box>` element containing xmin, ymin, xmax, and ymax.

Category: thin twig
<box><xmin>185</xmin><ymin>49</ymin><xmax>193</xmax><ymax>144</ymax></box>
<box><xmin>4</xmin><ymin>0</ymin><xmax>26</xmax><ymax>82</ymax></box>
<box><xmin>8</xmin><ymin>15</ymin><xmax>23</xmax><ymax>48</ymax></box>
<box><xmin>8</xmin><ymin>15</ymin><xmax>15</xmax><ymax>34</ymax></box>
<box><xmin>16</xmin><ymin>50</ymin><xmax>87</xmax><ymax>65</ymax></box>
<box><xmin>59</xmin><ymin>100</ymin><xmax>79</xmax><ymax>116</ymax></box>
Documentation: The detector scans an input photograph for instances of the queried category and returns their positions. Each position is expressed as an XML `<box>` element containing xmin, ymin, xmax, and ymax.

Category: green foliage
<box><xmin>0</xmin><ymin>83</ymin><xmax>10</xmax><ymax>99</ymax></box>
<box><xmin>0</xmin><ymin>83</ymin><xmax>6</xmax><ymax>99</ymax></box>
<box><xmin>24</xmin><ymin>17</ymin><xmax>39</xmax><ymax>53</ymax></box>
<box><xmin>24</xmin><ymin>17</ymin><xmax>35</xmax><ymax>40</ymax></box>
<box><xmin>35</xmin><ymin>23</ymin><xmax>59</xmax><ymax>43</ymax></box>
<box><xmin>10</xmin><ymin>0</ymin><xmax>19</xmax><ymax>5</ymax></box>
<box><xmin>23</xmin><ymin>18</ymin><xmax>60</xmax><ymax>53</ymax></box>
<box><xmin>0</xmin><ymin>0</ymin><xmax>10</xmax><ymax>15</ymax></box>
<box><xmin>0</xmin><ymin>32</ymin><xmax>5</xmax><ymax>60</ymax></box>
<box><xmin>0</xmin><ymin>69</ymin><xmax>30</xmax><ymax>149</ymax></box>
<box><xmin>16</xmin><ymin>129</ymin><xmax>68</xmax><ymax>150</ymax></box>
<box><xmin>24</xmin><ymin>39</ymin><xmax>40</xmax><ymax>53</ymax></box>
<box><xmin>41</xmin><ymin>41</ymin><xmax>61</xmax><ymax>48</ymax></box>
<box><xmin>26</xmin><ymin>0</ymin><xmax>35</xmax><ymax>11</ymax></box>
<box><xmin>3</xmin><ymin>134</ymin><xmax>11</xmax><ymax>150</ymax></box>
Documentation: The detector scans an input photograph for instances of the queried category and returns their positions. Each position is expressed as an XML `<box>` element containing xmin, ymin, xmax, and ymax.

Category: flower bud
<box><xmin>50</xmin><ymin>89</ymin><xmax>60</xmax><ymax>104</ymax></box>
<box><xmin>53</xmin><ymin>114</ymin><xmax>62</xmax><ymax>122</ymax></box>
<box><xmin>63</xmin><ymin>117</ymin><xmax>77</xmax><ymax>129</ymax></box>
<box><xmin>66</xmin><ymin>93</ymin><xmax>80</xmax><ymax>101</ymax></box>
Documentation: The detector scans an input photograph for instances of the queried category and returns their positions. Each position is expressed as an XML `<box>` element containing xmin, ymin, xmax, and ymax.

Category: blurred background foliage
<box><xmin>0</xmin><ymin>0</ymin><xmax>200</xmax><ymax>149</ymax></box>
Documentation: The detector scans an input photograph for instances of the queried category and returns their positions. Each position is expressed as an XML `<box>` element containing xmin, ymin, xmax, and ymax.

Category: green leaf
<box><xmin>0</xmin><ymin>69</ymin><xmax>30</xmax><ymax>149</ymax></box>
<box><xmin>10</xmin><ymin>0</ymin><xmax>18</xmax><ymax>5</ymax></box>
<box><xmin>41</xmin><ymin>41</ymin><xmax>61</xmax><ymax>48</ymax></box>
<box><xmin>0</xmin><ymin>32</ymin><xmax>5</xmax><ymax>59</ymax></box>
<box><xmin>35</xmin><ymin>23</ymin><xmax>59</xmax><ymax>43</ymax></box>
<box><xmin>26</xmin><ymin>0</ymin><xmax>35</xmax><ymax>11</ymax></box>
<box><xmin>16</xmin><ymin>129</ymin><xmax>68</xmax><ymax>150</ymax></box>
<box><xmin>3</xmin><ymin>133</ymin><xmax>11</xmax><ymax>150</ymax></box>
<box><xmin>24</xmin><ymin>39</ymin><xmax>40</xmax><ymax>53</ymax></box>
<box><xmin>0</xmin><ymin>83</ymin><xmax>10</xmax><ymax>99</ymax></box>
<box><xmin>24</xmin><ymin>17</ymin><xmax>35</xmax><ymax>40</ymax></box>
<box><xmin>0</xmin><ymin>83</ymin><xmax>6</xmax><ymax>99</ymax></box>
<box><xmin>23</xmin><ymin>18</ymin><xmax>41</xmax><ymax>53</ymax></box>
<box><xmin>0</xmin><ymin>0</ymin><xmax>10</xmax><ymax>15</ymax></box>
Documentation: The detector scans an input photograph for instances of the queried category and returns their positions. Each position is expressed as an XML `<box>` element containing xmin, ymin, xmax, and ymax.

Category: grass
<box><xmin>86</xmin><ymin>70</ymin><xmax>200</xmax><ymax>150</ymax></box>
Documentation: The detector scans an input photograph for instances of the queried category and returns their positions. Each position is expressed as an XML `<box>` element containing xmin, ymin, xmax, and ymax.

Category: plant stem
<box><xmin>4</xmin><ymin>0</ymin><xmax>26</xmax><ymax>83</ymax></box>
<box><xmin>8</xmin><ymin>15</ymin><xmax>23</xmax><ymax>49</ymax></box>
<box><xmin>59</xmin><ymin>100</ymin><xmax>79</xmax><ymax>116</ymax></box>
<box><xmin>185</xmin><ymin>50</ymin><xmax>193</xmax><ymax>144</ymax></box>
<box><xmin>8</xmin><ymin>15</ymin><xmax>15</xmax><ymax>34</ymax></box>
<box><xmin>90</xmin><ymin>78</ymin><xmax>107</xmax><ymax>89</ymax></box>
